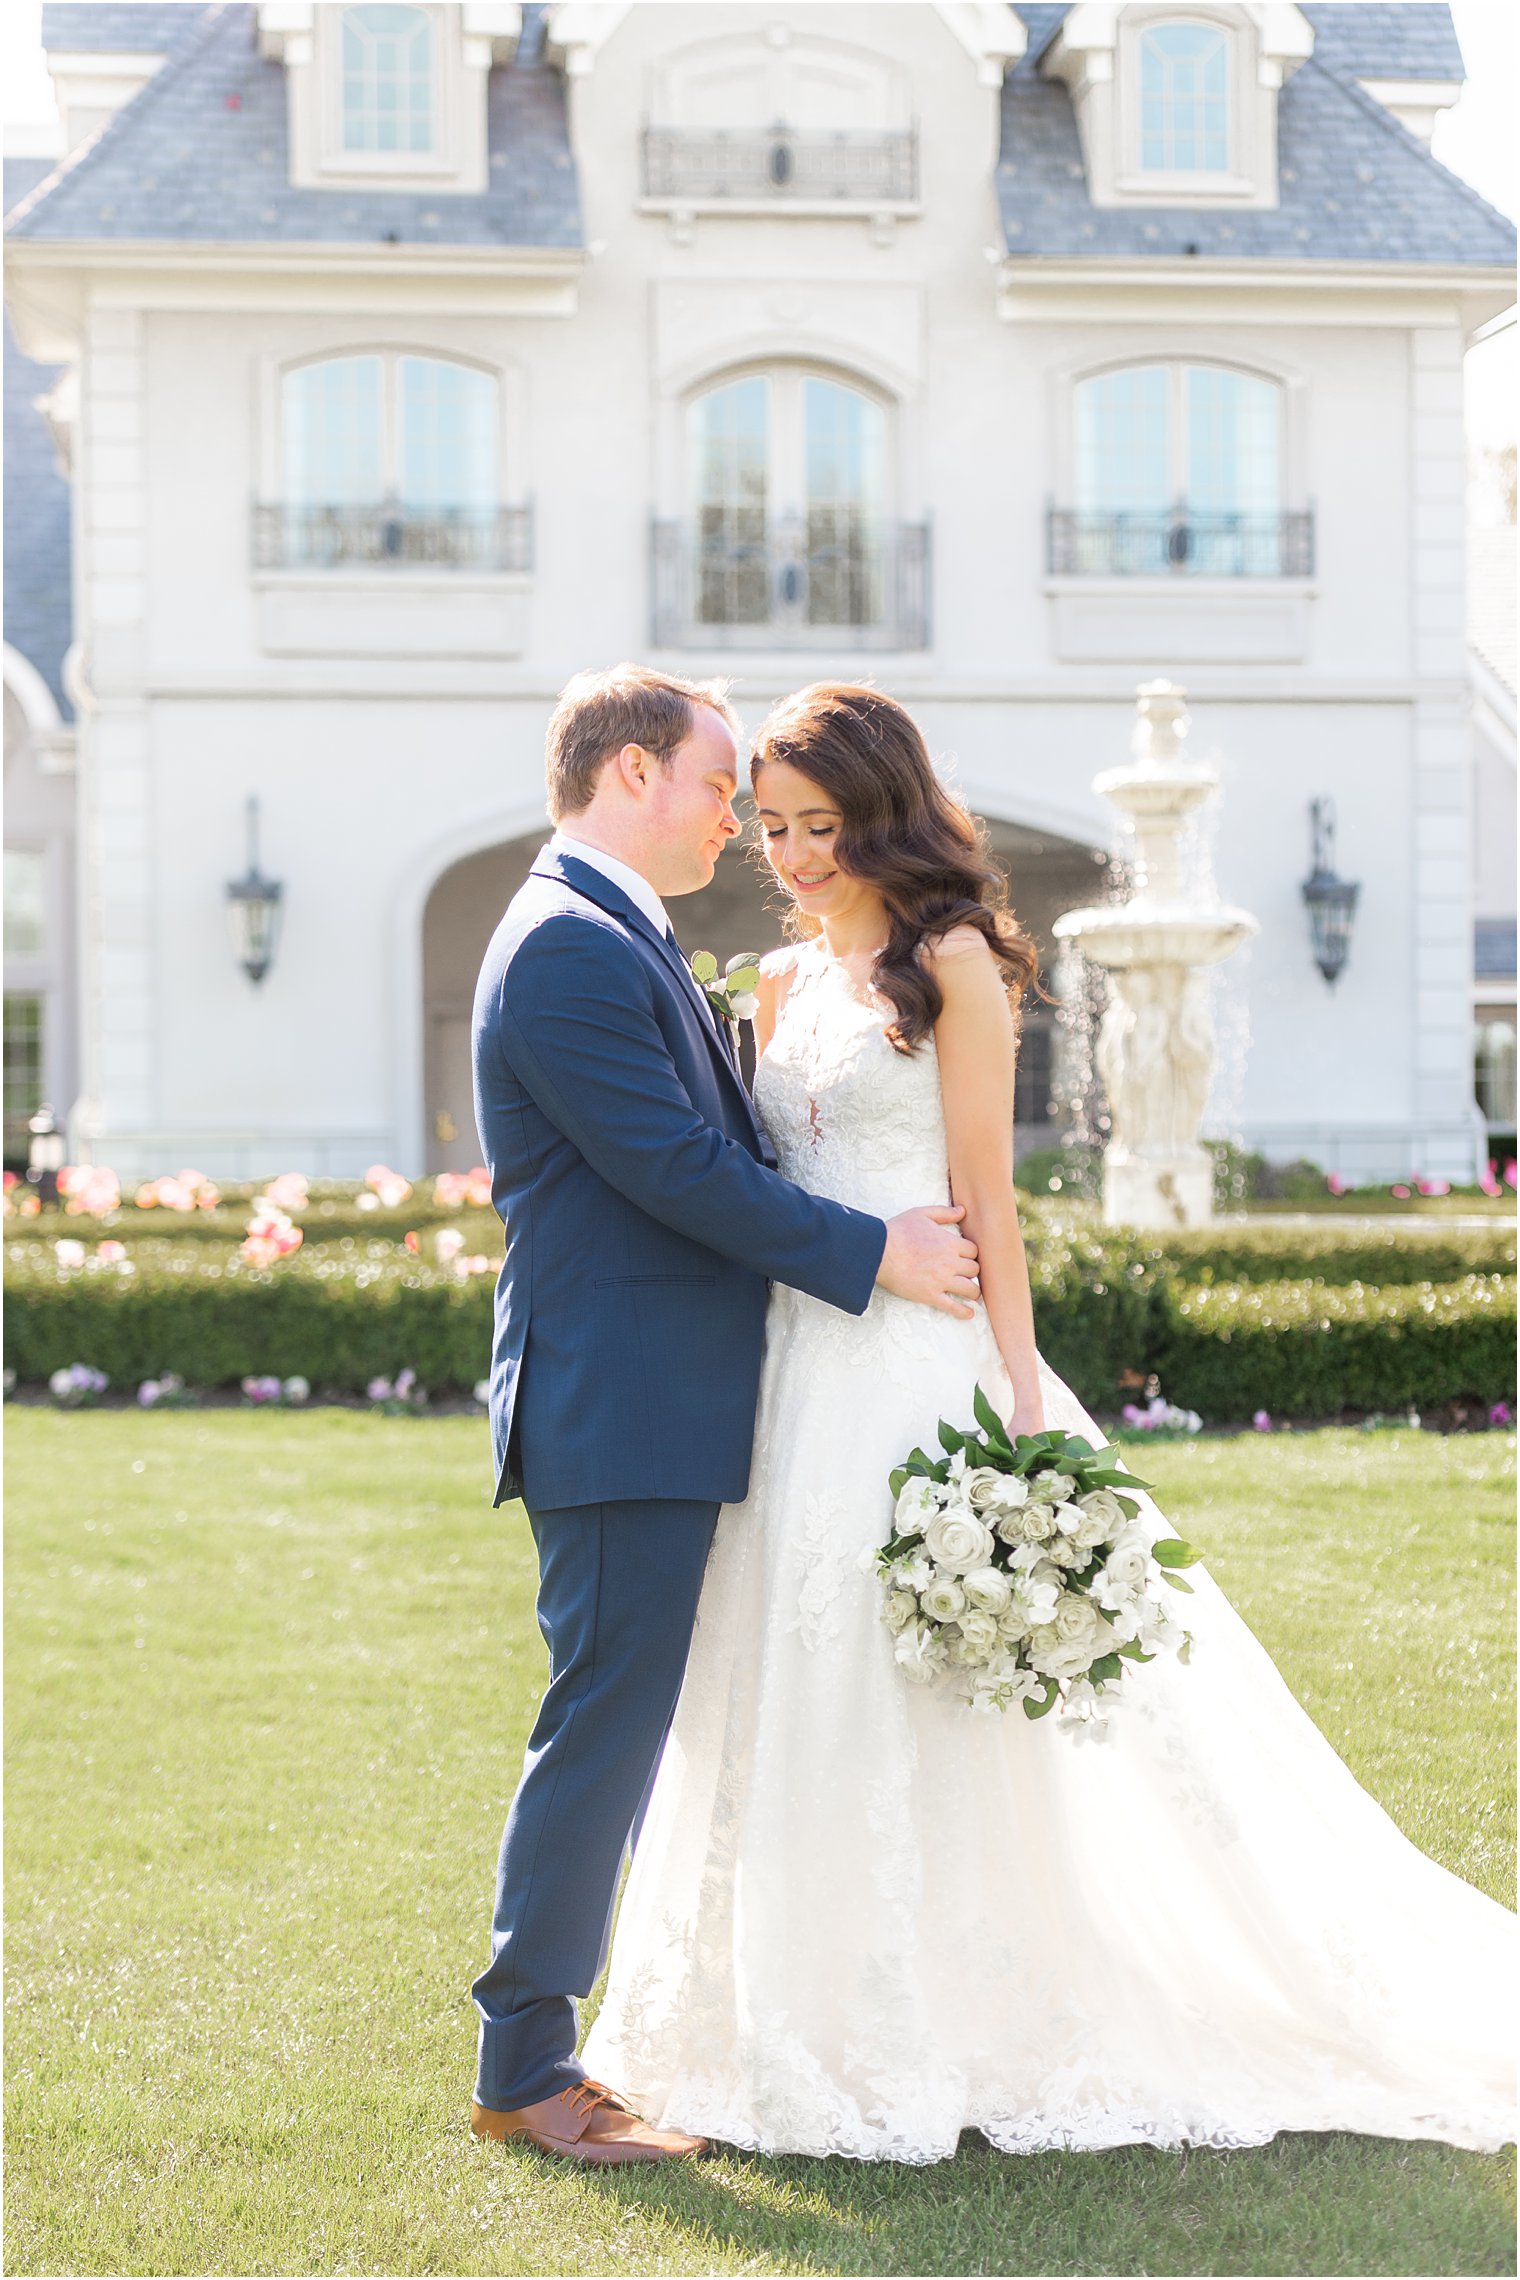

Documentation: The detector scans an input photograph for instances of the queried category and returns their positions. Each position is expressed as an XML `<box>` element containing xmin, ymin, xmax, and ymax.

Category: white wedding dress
<box><xmin>583</xmin><ymin>940</ymin><xmax>1516</xmax><ymax>2162</ymax></box>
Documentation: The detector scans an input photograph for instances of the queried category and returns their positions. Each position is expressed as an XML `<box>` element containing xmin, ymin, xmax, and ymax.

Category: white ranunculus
<box><xmin>894</xmin><ymin>1622</ymin><xmax>948</xmax><ymax>1684</ymax></box>
<box><xmin>957</xmin><ymin>1609</ymin><xmax>1000</xmax><ymax>1658</ymax></box>
<box><xmin>996</xmin><ymin>1603</ymin><xmax>1032</xmax><ymax>1641</ymax></box>
<box><xmin>923</xmin><ymin>1508</ymin><xmax>997</xmax><ymax>1574</ymax></box>
<box><xmin>1030</xmin><ymin>1556</ymin><xmax>1066</xmax><ymax>1594</ymax></box>
<box><xmin>1017</xmin><ymin>1502</ymin><xmax>1057</xmax><ymax>1544</ymax></box>
<box><xmin>1031</xmin><ymin>1467</ymin><xmax>1069</xmax><ymax>1501</ymax></box>
<box><xmin>883</xmin><ymin>1589</ymin><xmax>919</xmax><ymax>1632</ymax></box>
<box><xmin>1047</xmin><ymin>1534</ymin><xmax>1083</xmax><ymax>1568</ymax></box>
<box><xmin>1077</xmin><ymin>1487</ymin><xmax>1126</xmax><ymax>1535</ymax></box>
<box><xmin>962</xmin><ymin>1565</ymin><xmax>1013</xmax><ymax>1615</ymax></box>
<box><xmin>963</xmin><ymin>1466</ymin><xmax>1009</xmax><ymax>1510</ymax></box>
<box><xmin>893</xmin><ymin>1476</ymin><xmax>941</xmax><ymax>1536</ymax></box>
<box><xmin>921</xmin><ymin>1575</ymin><xmax>968</xmax><ymax>1623</ymax></box>
<box><xmin>1096</xmin><ymin>1534</ymin><xmax>1153</xmax><ymax>1605</ymax></box>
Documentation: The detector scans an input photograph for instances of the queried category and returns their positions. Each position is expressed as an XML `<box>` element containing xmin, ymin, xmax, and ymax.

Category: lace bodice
<box><xmin>753</xmin><ymin>942</ymin><xmax>951</xmax><ymax>1220</ymax></box>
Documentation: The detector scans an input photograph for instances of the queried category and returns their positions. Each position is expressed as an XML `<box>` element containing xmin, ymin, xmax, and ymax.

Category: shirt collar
<box><xmin>548</xmin><ymin>832</ymin><xmax>670</xmax><ymax>939</ymax></box>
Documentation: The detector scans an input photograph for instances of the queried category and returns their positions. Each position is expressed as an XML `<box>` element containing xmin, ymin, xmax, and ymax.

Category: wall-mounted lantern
<box><xmin>26</xmin><ymin>1103</ymin><xmax>66</xmax><ymax>1204</ymax></box>
<box><xmin>226</xmin><ymin>796</ymin><xmax>284</xmax><ymax>985</ymax></box>
<box><xmin>1301</xmin><ymin>797</ymin><xmax>1359</xmax><ymax>987</ymax></box>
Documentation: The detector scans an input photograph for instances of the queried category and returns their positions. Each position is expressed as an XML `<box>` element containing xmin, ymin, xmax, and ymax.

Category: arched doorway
<box><xmin>419</xmin><ymin>816</ymin><xmax>1105</xmax><ymax>1172</ymax></box>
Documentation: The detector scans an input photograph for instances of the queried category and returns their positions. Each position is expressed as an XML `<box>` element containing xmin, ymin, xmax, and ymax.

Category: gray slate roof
<box><xmin>4</xmin><ymin>160</ymin><xmax>73</xmax><ymax>721</ymax></box>
<box><xmin>1001</xmin><ymin>4</ymin><xmax>1515</xmax><ymax>266</ymax></box>
<box><xmin>39</xmin><ymin>4</ymin><xmax>202</xmax><ymax>53</ymax></box>
<box><xmin>9</xmin><ymin>3</ymin><xmax>581</xmax><ymax>250</ymax></box>
<box><xmin>1474</xmin><ymin>919</ymin><xmax>1516</xmax><ymax>981</ymax></box>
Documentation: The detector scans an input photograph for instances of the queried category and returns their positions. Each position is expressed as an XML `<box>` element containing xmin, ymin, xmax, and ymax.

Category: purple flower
<box><xmin>1252</xmin><ymin>1409</ymin><xmax>1272</xmax><ymax>1431</ymax></box>
<box><xmin>1490</xmin><ymin>1402</ymin><xmax>1512</xmax><ymax>1428</ymax></box>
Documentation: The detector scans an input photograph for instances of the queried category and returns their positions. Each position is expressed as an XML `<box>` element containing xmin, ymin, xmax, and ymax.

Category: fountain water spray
<box><xmin>1052</xmin><ymin>681</ymin><xmax>1258</xmax><ymax>1229</ymax></box>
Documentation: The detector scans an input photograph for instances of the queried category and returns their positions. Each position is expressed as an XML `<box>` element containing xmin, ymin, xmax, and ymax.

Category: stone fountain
<box><xmin>1052</xmin><ymin>681</ymin><xmax>1258</xmax><ymax>1229</ymax></box>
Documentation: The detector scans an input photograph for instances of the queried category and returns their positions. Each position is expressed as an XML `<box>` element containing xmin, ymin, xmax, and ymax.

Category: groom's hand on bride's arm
<box><xmin>877</xmin><ymin>1207</ymin><xmax>980</xmax><ymax>1319</ymax></box>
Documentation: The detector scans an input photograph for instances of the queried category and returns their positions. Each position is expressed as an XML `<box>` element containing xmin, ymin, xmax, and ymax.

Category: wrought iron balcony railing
<box><xmin>253</xmin><ymin>500</ymin><xmax>534</xmax><ymax>573</ymax></box>
<box><xmin>642</xmin><ymin>125</ymin><xmax>918</xmax><ymax>204</ymax></box>
<box><xmin>1047</xmin><ymin>507</ymin><xmax>1315</xmax><ymax>579</ymax></box>
<box><xmin>651</xmin><ymin>517</ymin><xmax>931</xmax><ymax>651</ymax></box>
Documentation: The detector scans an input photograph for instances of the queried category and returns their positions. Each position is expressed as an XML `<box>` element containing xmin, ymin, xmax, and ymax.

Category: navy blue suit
<box><xmin>469</xmin><ymin>847</ymin><xmax>886</xmax><ymax>2109</ymax></box>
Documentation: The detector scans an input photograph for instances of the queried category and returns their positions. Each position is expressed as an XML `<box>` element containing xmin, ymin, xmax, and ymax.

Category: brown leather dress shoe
<box><xmin>470</xmin><ymin>2077</ymin><xmax>708</xmax><ymax>2164</ymax></box>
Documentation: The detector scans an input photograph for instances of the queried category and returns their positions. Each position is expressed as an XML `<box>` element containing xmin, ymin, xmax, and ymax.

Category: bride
<box><xmin>582</xmin><ymin>682</ymin><xmax>1516</xmax><ymax>2163</ymax></box>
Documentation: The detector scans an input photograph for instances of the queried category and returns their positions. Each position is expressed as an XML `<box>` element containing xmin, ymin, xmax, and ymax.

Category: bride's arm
<box><xmin>928</xmin><ymin>927</ymin><xmax>1047</xmax><ymax>1435</ymax></box>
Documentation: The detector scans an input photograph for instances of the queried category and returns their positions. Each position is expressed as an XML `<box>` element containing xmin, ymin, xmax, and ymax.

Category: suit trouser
<box><xmin>471</xmin><ymin>1497</ymin><xmax>720</xmax><ymax>2112</ymax></box>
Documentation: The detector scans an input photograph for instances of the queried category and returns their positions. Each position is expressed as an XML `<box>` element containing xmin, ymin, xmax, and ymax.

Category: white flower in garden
<box><xmin>922</xmin><ymin>1509</ymin><xmax>996</xmax><ymax>1574</ymax></box>
<box><xmin>883</xmin><ymin>1589</ymin><xmax>919</xmax><ymax>1632</ymax></box>
<box><xmin>473</xmin><ymin>1379</ymin><xmax>491</xmax><ymax>1407</ymax></box>
<box><xmin>894</xmin><ymin>1622</ymin><xmax>949</xmax><ymax>1684</ymax></box>
<box><xmin>963</xmin><ymin>1466</ymin><xmax>1008</xmax><ymax>1511</ymax></box>
<box><xmin>282</xmin><ymin>1377</ymin><xmax>309</xmax><ymax>1405</ymax></box>
<box><xmin>893</xmin><ymin>1476</ymin><xmax>940</xmax><ymax>1535</ymax></box>
<box><xmin>435</xmin><ymin>1228</ymin><xmax>465</xmax><ymax>1262</ymax></box>
<box><xmin>961</xmin><ymin>1566</ymin><xmax>1012</xmax><ymax>1616</ymax></box>
<box><xmin>956</xmin><ymin>1609</ymin><xmax>1000</xmax><ymax>1658</ymax></box>
<box><xmin>921</xmin><ymin>1575</ymin><xmax>968</xmax><ymax>1624</ymax></box>
<box><xmin>1031</xmin><ymin>1467</ymin><xmax>1068</xmax><ymax>1500</ymax></box>
<box><xmin>54</xmin><ymin>1239</ymin><xmax>85</xmax><ymax>1268</ymax></box>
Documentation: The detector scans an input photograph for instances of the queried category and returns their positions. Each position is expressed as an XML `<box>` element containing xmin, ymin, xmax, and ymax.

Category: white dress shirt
<box><xmin>548</xmin><ymin>831</ymin><xmax>670</xmax><ymax>938</ymax></box>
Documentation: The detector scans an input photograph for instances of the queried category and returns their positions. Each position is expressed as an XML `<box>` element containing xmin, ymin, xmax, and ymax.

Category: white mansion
<box><xmin>4</xmin><ymin>0</ymin><xmax>1516</xmax><ymax>1182</ymax></box>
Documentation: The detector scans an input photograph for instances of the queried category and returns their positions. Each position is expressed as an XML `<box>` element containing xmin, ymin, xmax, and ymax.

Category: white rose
<box><xmin>1047</xmin><ymin>1534</ymin><xmax>1083</xmax><ymax>1568</ymax></box>
<box><xmin>1031</xmin><ymin>1467</ymin><xmax>1069</xmax><ymax>1501</ymax></box>
<box><xmin>1096</xmin><ymin>1535</ymin><xmax>1153</xmax><ymax>1604</ymax></box>
<box><xmin>1017</xmin><ymin>1503</ymin><xmax>1058</xmax><ymax>1544</ymax></box>
<box><xmin>996</xmin><ymin>1602</ymin><xmax>1031</xmax><ymax>1640</ymax></box>
<box><xmin>893</xmin><ymin>1476</ymin><xmax>940</xmax><ymax>1536</ymax></box>
<box><xmin>957</xmin><ymin>1609</ymin><xmax>1000</xmax><ymax>1658</ymax></box>
<box><xmin>883</xmin><ymin>1589</ymin><xmax>919</xmax><ymax>1633</ymax></box>
<box><xmin>921</xmin><ymin>1576</ymin><xmax>967</xmax><ymax>1623</ymax></box>
<box><xmin>963</xmin><ymin>1466</ymin><xmax>1009</xmax><ymax>1511</ymax></box>
<box><xmin>1054</xmin><ymin>1593</ymin><xmax>1104</xmax><ymax>1646</ymax></box>
<box><xmin>962</xmin><ymin>1565</ymin><xmax>1013</xmax><ymax>1616</ymax></box>
<box><xmin>1077</xmin><ymin>1488</ymin><xmax>1126</xmax><ymax>1535</ymax></box>
<box><xmin>923</xmin><ymin>1509</ymin><xmax>996</xmax><ymax>1574</ymax></box>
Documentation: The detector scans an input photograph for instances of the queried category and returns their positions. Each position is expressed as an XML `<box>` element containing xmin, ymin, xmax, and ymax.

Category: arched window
<box><xmin>686</xmin><ymin>370</ymin><xmax>892</xmax><ymax>633</ymax></box>
<box><xmin>1066</xmin><ymin>361</ymin><xmax>1293</xmax><ymax>575</ymax></box>
<box><xmin>341</xmin><ymin>4</ymin><xmax>436</xmax><ymax>155</ymax></box>
<box><xmin>270</xmin><ymin>352</ymin><xmax>510</xmax><ymax>568</ymax></box>
<box><xmin>1139</xmin><ymin>21</ymin><xmax>1230</xmax><ymax>173</ymax></box>
<box><xmin>1476</xmin><ymin>1020</ymin><xmax>1518</xmax><ymax>1129</ymax></box>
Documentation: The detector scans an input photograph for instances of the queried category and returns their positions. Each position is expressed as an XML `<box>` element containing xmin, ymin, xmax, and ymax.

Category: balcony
<box><xmin>253</xmin><ymin>500</ymin><xmax>534</xmax><ymax>574</ymax></box>
<box><xmin>651</xmin><ymin>518</ymin><xmax>931</xmax><ymax>651</ymax></box>
<box><xmin>641</xmin><ymin>125</ymin><xmax>918</xmax><ymax>207</ymax></box>
<box><xmin>1047</xmin><ymin>506</ymin><xmax>1315</xmax><ymax>579</ymax></box>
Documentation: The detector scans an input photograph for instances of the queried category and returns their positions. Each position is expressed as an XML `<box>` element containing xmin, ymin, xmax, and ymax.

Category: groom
<box><xmin>468</xmin><ymin>664</ymin><xmax>979</xmax><ymax>2163</ymax></box>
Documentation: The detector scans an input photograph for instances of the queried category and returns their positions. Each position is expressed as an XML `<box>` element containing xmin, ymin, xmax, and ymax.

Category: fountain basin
<box><xmin>1053</xmin><ymin>901</ymin><xmax>1258</xmax><ymax>971</ymax></box>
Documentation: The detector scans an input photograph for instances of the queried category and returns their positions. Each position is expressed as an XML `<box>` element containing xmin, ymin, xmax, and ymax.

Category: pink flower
<box><xmin>1416</xmin><ymin>1177</ymin><xmax>1450</xmax><ymax>1197</ymax></box>
<box><xmin>366</xmin><ymin>1376</ymin><xmax>392</xmax><ymax>1404</ymax></box>
<box><xmin>1480</xmin><ymin>1165</ymin><xmax>1504</xmax><ymax>1197</ymax></box>
<box><xmin>241</xmin><ymin>1375</ymin><xmax>282</xmax><ymax>1404</ymax></box>
<box><xmin>262</xmin><ymin>1173</ymin><xmax>309</xmax><ymax>1212</ymax></box>
<box><xmin>1506</xmin><ymin>1161</ymin><xmax>1518</xmax><ymax>1191</ymax></box>
<box><xmin>365</xmin><ymin>1164</ymin><xmax>412</xmax><ymax>1209</ymax></box>
<box><xmin>97</xmin><ymin>1239</ymin><xmax>126</xmax><ymax>1262</ymax></box>
<box><xmin>1326</xmin><ymin>1172</ymin><xmax>1348</xmax><ymax>1196</ymax></box>
<box><xmin>58</xmin><ymin>1165</ymin><xmax>122</xmax><ymax>1217</ymax></box>
<box><xmin>1390</xmin><ymin>1184</ymin><xmax>1411</xmax><ymax>1200</ymax></box>
<box><xmin>434</xmin><ymin>1227</ymin><xmax>464</xmax><ymax>1261</ymax></box>
<box><xmin>1252</xmin><ymin>1409</ymin><xmax>1273</xmax><ymax>1431</ymax></box>
<box><xmin>404</xmin><ymin>1230</ymin><xmax>421</xmax><ymax>1255</ymax></box>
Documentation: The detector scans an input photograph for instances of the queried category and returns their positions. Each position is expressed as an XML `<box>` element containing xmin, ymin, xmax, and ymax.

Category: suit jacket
<box><xmin>471</xmin><ymin>846</ymin><xmax>887</xmax><ymax>1511</ymax></box>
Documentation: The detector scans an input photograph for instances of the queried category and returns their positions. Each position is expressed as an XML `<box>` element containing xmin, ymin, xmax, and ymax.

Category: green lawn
<box><xmin>5</xmin><ymin>1411</ymin><xmax>1514</xmax><ymax>2278</ymax></box>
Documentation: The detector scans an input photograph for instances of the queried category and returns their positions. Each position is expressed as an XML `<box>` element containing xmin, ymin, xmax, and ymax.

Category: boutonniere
<box><xmin>690</xmin><ymin>950</ymin><xmax>762</xmax><ymax>1025</ymax></box>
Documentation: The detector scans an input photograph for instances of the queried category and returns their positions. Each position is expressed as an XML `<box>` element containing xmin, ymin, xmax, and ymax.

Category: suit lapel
<box><xmin>530</xmin><ymin>851</ymin><xmax>764</xmax><ymax>1142</ymax></box>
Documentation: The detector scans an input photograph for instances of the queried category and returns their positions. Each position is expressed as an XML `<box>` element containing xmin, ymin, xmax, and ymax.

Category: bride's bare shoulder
<box><xmin>755</xmin><ymin>944</ymin><xmax>805</xmax><ymax>1052</ymax></box>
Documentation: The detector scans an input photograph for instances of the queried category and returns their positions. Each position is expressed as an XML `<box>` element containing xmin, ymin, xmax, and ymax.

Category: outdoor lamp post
<box><xmin>1301</xmin><ymin>796</ymin><xmax>1360</xmax><ymax>986</ymax></box>
<box><xmin>226</xmin><ymin>796</ymin><xmax>284</xmax><ymax>984</ymax></box>
<box><xmin>26</xmin><ymin>1103</ymin><xmax>66</xmax><ymax>1205</ymax></box>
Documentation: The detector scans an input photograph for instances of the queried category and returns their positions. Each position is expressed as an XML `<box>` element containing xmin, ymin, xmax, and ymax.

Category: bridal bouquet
<box><xmin>875</xmin><ymin>1386</ymin><xmax>1200</xmax><ymax>1724</ymax></box>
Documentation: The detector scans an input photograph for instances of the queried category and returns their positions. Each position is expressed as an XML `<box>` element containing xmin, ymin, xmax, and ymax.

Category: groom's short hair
<box><xmin>546</xmin><ymin>664</ymin><xmax>739</xmax><ymax>821</ymax></box>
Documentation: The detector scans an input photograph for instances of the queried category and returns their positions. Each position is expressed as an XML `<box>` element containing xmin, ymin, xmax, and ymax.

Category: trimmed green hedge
<box><xmin>6</xmin><ymin>1240</ymin><xmax>1514</xmax><ymax>1420</ymax></box>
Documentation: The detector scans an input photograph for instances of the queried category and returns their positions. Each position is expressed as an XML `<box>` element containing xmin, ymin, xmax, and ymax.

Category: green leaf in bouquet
<box><xmin>1115</xmin><ymin>1494</ymin><xmax>1142</xmax><ymax>1519</ymax></box>
<box><xmin>905</xmin><ymin>1449</ymin><xmax>937</xmax><ymax>1477</ymax></box>
<box><xmin>1089</xmin><ymin>1652</ymin><xmax>1123</xmax><ymax>1683</ymax></box>
<box><xmin>972</xmin><ymin>1383</ymin><xmax>1013</xmax><ymax>1451</ymax></box>
<box><xmin>1178</xmin><ymin>1632</ymin><xmax>1194</xmax><ymax>1664</ymax></box>
<box><xmin>937</xmin><ymin>1419</ymin><xmax>966</xmax><ymax>1456</ymax></box>
<box><xmin>1160</xmin><ymin>1572</ymin><xmax>1194</xmax><ymax>1593</ymax></box>
<box><xmin>1152</xmin><ymin>1537</ymin><xmax>1200</xmax><ymax>1567</ymax></box>
<box><xmin>1060</xmin><ymin>1434</ymin><xmax>1095</xmax><ymax>1458</ymax></box>
<box><xmin>1023</xmin><ymin>1681</ymin><xmax>1061</xmax><ymax>1720</ymax></box>
<box><xmin>1118</xmin><ymin>1640</ymin><xmax>1156</xmax><ymax>1663</ymax></box>
<box><xmin>888</xmin><ymin>1467</ymin><xmax>909</xmax><ymax>1498</ymax></box>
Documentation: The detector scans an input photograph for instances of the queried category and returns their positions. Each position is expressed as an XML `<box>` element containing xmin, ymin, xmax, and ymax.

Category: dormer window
<box><xmin>257</xmin><ymin>3</ymin><xmax>521</xmax><ymax>195</ymax></box>
<box><xmin>1138</xmin><ymin>22</ymin><xmax>1230</xmax><ymax>175</ymax></box>
<box><xmin>1042</xmin><ymin>3</ymin><xmax>1312</xmax><ymax>211</ymax></box>
<box><xmin>341</xmin><ymin>5</ymin><xmax>438</xmax><ymax>155</ymax></box>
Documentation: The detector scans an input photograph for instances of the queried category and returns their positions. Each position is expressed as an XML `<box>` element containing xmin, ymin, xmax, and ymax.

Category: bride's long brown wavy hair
<box><xmin>749</xmin><ymin>683</ymin><xmax>1045</xmax><ymax>1054</ymax></box>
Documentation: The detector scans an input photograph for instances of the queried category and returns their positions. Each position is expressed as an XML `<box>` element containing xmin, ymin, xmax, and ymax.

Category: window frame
<box><xmin>1135</xmin><ymin>19</ymin><xmax>1233</xmax><ymax>179</ymax></box>
<box><xmin>1072</xmin><ymin>358</ymin><xmax>1285</xmax><ymax>518</ymax></box>
<box><xmin>279</xmin><ymin>348</ymin><xmax>504</xmax><ymax>512</ymax></box>
<box><xmin>1115</xmin><ymin>7</ymin><xmax>1256</xmax><ymax>205</ymax></box>
<box><xmin>314</xmin><ymin>3</ymin><xmax>460</xmax><ymax>184</ymax></box>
